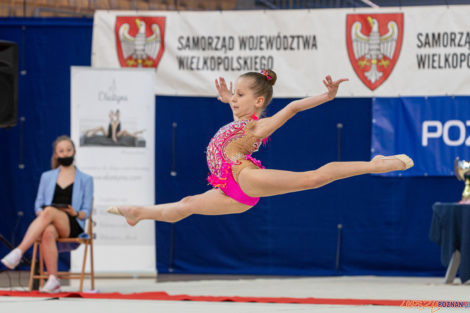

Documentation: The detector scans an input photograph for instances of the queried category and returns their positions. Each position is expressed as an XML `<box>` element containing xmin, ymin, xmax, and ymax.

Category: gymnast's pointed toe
<box><xmin>394</xmin><ymin>154</ymin><xmax>414</xmax><ymax>170</ymax></box>
<box><xmin>107</xmin><ymin>206</ymin><xmax>122</xmax><ymax>216</ymax></box>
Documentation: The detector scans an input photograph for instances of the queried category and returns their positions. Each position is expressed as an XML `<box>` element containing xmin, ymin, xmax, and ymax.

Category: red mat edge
<box><xmin>0</xmin><ymin>290</ymin><xmax>415</xmax><ymax>306</ymax></box>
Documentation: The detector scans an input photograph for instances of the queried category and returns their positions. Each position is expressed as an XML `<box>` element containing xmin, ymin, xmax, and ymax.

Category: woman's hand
<box><xmin>215</xmin><ymin>77</ymin><xmax>233</xmax><ymax>103</ymax></box>
<box><xmin>64</xmin><ymin>205</ymin><xmax>78</xmax><ymax>218</ymax></box>
<box><xmin>323</xmin><ymin>75</ymin><xmax>349</xmax><ymax>100</ymax></box>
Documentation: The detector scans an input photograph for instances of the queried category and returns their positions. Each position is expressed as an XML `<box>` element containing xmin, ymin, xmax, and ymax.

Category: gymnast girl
<box><xmin>107</xmin><ymin>70</ymin><xmax>413</xmax><ymax>225</ymax></box>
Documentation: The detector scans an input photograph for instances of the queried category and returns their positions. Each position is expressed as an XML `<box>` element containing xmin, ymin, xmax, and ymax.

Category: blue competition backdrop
<box><xmin>372</xmin><ymin>97</ymin><xmax>470</xmax><ymax>177</ymax></box>
<box><xmin>0</xmin><ymin>18</ymin><xmax>463</xmax><ymax>276</ymax></box>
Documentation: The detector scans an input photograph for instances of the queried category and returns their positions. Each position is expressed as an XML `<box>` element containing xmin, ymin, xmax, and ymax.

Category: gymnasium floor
<box><xmin>1</xmin><ymin>273</ymin><xmax>469</xmax><ymax>312</ymax></box>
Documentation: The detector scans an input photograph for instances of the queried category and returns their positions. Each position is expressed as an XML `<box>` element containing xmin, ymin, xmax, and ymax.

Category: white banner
<box><xmin>92</xmin><ymin>6</ymin><xmax>470</xmax><ymax>97</ymax></box>
<box><xmin>70</xmin><ymin>67</ymin><xmax>156</xmax><ymax>275</ymax></box>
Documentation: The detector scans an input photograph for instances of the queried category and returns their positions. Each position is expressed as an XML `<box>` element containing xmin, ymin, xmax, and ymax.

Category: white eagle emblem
<box><xmin>351</xmin><ymin>16</ymin><xmax>398</xmax><ymax>84</ymax></box>
<box><xmin>118</xmin><ymin>19</ymin><xmax>161</xmax><ymax>67</ymax></box>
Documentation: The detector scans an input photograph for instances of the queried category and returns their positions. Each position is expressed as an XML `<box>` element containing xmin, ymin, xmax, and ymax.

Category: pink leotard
<box><xmin>206</xmin><ymin>116</ymin><xmax>266</xmax><ymax>206</ymax></box>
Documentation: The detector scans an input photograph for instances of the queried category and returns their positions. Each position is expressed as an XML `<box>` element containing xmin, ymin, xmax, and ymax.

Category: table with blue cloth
<box><xmin>429</xmin><ymin>202</ymin><xmax>470</xmax><ymax>284</ymax></box>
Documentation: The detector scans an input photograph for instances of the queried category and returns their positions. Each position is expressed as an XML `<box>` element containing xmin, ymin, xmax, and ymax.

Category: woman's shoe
<box><xmin>1</xmin><ymin>248</ymin><xmax>22</xmax><ymax>270</ymax></box>
<box><xmin>40</xmin><ymin>275</ymin><xmax>61</xmax><ymax>293</ymax></box>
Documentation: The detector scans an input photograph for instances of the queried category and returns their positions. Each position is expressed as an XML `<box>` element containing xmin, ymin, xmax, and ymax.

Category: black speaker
<box><xmin>0</xmin><ymin>41</ymin><xmax>18</xmax><ymax>128</ymax></box>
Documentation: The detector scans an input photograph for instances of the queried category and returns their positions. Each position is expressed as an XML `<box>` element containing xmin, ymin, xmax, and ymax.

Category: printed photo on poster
<box><xmin>81</xmin><ymin>109</ymin><xmax>146</xmax><ymax>147</ymax></box>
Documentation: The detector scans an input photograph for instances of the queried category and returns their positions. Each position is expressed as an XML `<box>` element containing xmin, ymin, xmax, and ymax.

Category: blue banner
<box><xmin>372</xmin><ymin>96</ymin><xmax>470</xmax><ymax>176</ymax></box>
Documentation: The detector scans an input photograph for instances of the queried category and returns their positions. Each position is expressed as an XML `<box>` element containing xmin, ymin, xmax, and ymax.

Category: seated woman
<box><xmin>1</xmin><ymin>135</ymin><xmax>93</xmax><ymax>293</ymax></box>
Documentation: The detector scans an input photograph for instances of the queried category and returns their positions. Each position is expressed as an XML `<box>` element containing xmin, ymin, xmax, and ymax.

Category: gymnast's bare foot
<box><xmin>371</xmin><ymin>154</ymin><xmax>414</xmax><ymax>173</ymax></box>
<box><xmin>107</xmin><ymin>206</ymin><xmax>139</xmax><ymax>226</ymax></box>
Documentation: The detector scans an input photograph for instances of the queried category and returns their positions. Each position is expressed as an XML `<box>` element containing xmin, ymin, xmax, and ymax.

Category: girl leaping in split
<box><xmin>107</xmin><ymin>70</ymin><xmax>413</xmax><ymax>225</ymax></box>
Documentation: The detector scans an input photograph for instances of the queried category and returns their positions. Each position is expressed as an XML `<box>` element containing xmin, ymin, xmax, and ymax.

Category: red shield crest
<box><xmin>115</xmin><ymin>16</ymin><xmax>166</xmax><ymax>68</ymax></box>
<box><xmin>346</xmin><ymin>13</ymin><xmax>403</xmax><ymax>90</ymax></box>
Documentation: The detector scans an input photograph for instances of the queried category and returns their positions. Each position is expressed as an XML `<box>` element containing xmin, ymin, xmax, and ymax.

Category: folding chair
<box><xmin>28</xmin><ymin>212</ymin><xmax>95</xmax><ymax>292</ymax></box>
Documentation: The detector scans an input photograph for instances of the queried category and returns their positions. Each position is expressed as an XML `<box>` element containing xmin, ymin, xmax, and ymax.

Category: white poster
<box><xmin>70</xmin><ymin>67</ymin><xmax>156</xmax><ymax>275</ymax></box>
<box><xmin>92</xmin><ymin>6</ymin><xmax>470</xmax><ymax>97</ymax></box>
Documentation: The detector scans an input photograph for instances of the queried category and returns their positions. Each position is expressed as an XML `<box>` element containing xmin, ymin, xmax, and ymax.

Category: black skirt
<box><xmin>67</xmin><ymin>214</ymin><xmax>84</xmax><ymax>238</ymax></box>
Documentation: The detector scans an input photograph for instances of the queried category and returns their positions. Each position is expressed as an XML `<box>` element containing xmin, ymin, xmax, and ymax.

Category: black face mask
<box><xmin>57</xmin><ymin>156</ymin><xmax>74</xmax><ymax>167</ymax></box>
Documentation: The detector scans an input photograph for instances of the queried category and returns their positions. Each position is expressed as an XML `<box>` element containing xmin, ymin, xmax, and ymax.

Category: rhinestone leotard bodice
<box><xmin>206</xmin><ymin>119</ymin><xmax>262</xmax><ymax>179</ymax></box>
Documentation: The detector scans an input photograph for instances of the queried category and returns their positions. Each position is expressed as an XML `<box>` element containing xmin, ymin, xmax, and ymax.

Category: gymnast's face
<box><xmin>231</xmin><ymin>77</ymin><xmax>264</xmax><ymax>119</ymax></box>
<box><xmin>55</xmin><ymin>140</ymin><xmax>75</xmax><ymax>158</ymax></box>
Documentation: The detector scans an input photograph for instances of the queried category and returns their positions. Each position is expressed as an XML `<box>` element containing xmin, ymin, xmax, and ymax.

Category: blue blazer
<box><xmin>34</xmin><ymin>167</ymin><xmax>94</xmax><ymax>230</ymax></box>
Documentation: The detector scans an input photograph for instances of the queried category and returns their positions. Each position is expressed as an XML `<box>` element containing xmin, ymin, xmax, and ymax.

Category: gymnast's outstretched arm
<box><xmin>252</xmin><ymin>75</ymin><xmax>348</xmax><ymax>139</ymax></box>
